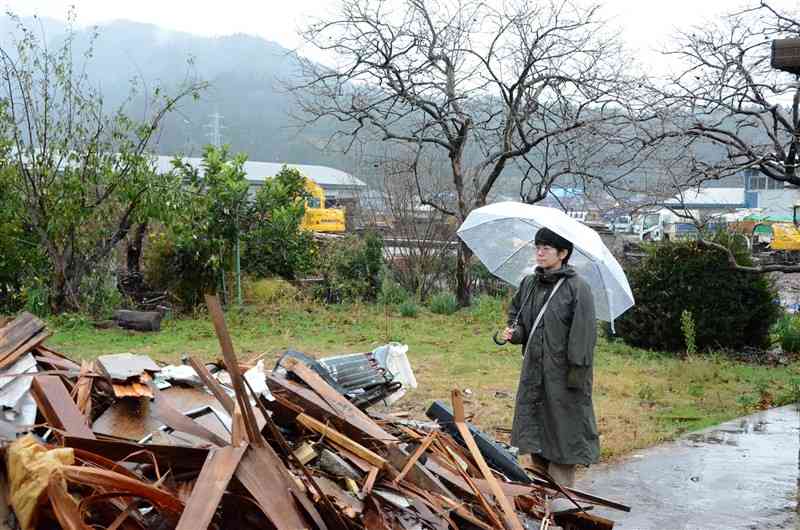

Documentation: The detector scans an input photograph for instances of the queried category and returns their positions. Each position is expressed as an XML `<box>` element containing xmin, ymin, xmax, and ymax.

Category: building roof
<box><xmin>663</xmin><ymin>187</ymin><xmax>745</xmax><ymax>208</ymax></box>
<box><xmin>154</xmin><ymin>156</ymin><xmax>366</xmax><ymax>189</ymax></box>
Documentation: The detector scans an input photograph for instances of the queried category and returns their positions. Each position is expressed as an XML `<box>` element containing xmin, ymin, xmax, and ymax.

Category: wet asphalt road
<box><xmin>575</xmin><ymin>405</ymin><xmax>799</xmax><ymax>530</ymax></box>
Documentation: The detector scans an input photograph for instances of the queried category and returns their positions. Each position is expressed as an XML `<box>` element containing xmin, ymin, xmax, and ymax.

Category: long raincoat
<box><xmin>507</xmin><ymin>265</ymin><xmax>600</xmax><ymax>465</ymax></box>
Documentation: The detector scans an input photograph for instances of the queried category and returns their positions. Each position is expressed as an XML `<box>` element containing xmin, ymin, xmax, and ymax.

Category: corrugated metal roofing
<box><xmin>663</xmin><ymin>187</ymin><xmax>745</xmax><ymax>207</ymax></box>
<box><xmin>154</xmin><ymin>156</ymin><xmax>366</xmax><ymax>188</ymax></box>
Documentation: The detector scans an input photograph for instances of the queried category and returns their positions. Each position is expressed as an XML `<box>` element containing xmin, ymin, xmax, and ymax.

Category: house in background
<box><xmin>662</xmin><ymin>187</ymin><xmax>747</xmax><ymax>217</ymax></box>
<box><xmin>741</xmin><ymin>168</ymin><xmax>800</xmax><ymax>218</ymax></box>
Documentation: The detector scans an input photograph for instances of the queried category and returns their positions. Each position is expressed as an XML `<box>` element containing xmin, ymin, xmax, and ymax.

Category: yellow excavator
<box><xmin>732</xmin><ymin>205</ymin><xmax>800</xmax><ymax>254</ymax></box>
<box><xmin>300</xmin><ymin>178</ymin><xmax>346</xmax><ymax>233</ymax></box>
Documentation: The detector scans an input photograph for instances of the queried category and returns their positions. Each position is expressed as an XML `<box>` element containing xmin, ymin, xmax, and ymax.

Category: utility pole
<box><xmin>204</xmin><ymin>112</ymin><xmax>226</xmax><ymax>148</ymax></box>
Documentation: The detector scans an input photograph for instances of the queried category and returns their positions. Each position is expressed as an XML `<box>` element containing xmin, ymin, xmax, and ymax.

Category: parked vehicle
<box><xmin>300</xmin><ymin>178</ymin><xmax>346</xmax><ymax>233</ymax></box>
<box><xmin>612</xmin><ymin>215</ymin><xmax>632</xmax><ymax>233</ymax></box>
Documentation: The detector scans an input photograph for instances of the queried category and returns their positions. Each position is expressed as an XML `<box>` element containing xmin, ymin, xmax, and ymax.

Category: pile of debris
<box><xmin>0</xmin><ymin>296</ymin><xmax>627</xmax><ymax>529</ymax></box>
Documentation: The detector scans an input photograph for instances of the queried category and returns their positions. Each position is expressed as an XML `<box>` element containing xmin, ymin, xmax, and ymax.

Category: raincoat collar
<box><xmin>534</xmin><ymin>265</ymin><xmax>576</xmax><ymax>284</ymax></box>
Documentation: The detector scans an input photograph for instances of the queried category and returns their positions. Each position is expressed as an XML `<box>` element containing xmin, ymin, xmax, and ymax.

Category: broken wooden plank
<box><xmin>175</xmin><ymin>445</ymin><xmax>247</xmax><ymax>530</ymax></box>
<box><xmin>393</xmin><ymin>431</ymin><xmax>436</xmax><ymax>485</ymax></box>
<box><xmin>452</xmin><ymin>389</ymin><xmax>523</xmax><ymax>530</ymax></box>
<box><xmin>283</xmin><ymin>357</ymin><xmax>397</xmax><ymax>448</ymax></box>
<box><xmin>384</xmin><ymin>444</ymin><xmax>456</xmax><ymax>500</ymax></box>
<box><xmin>427</xmin><ymin>399</ymin><xmax>529</xmax><ymax>483</ymax></box>
<box><xmin>33</xmin><ymin>347</ymin><xmax>80</xmax><ymax>372</ymax></box>
<box><xmin>235</xmin><ymin>445</ymin><xmax>326</xmax><ymax>530</ymax></box>
<box><xmin>362</xmin><ymin>466</ymin><xmax>379</xmax><ymax>495</ymax></box>
<box><xmin>63</xmin><ymin>436</ymin><xmax>209</xmax><ymax>472</ymax></box>
<box><xmin>150</xmin><ymin>385</ymin><xmax>228</xmax><ymax>447</ymax></box>
<box><xmin>187</xmin><ymin>356</ymin><xmax>235</xmax><ymax>414</ymax></box>
<box><xmin>246</xmin><ymin>379</ymin><xmax>347</xmax><ymax>530</ymax></box>
<box><xmin>296</xmin><ymin>413</ymin><xmax>387</xmax><ymax>470</ymax></box>
<box><xmin>433</xmin><ymin>438</ymin><xmax>506</xmax><ymax>530</ymax></box>
<box><xmin>556</xmin><ymin>509</ymin><xmax>615</xmax><ymax>530</ymax></box>
<box><xmin>204</xmin><ymin>295</ymin><xmax>262</xmax><ymax>446</ymax></box>
<box><xmin>31</xmin><ymin>375</ymin><xmax>95</xmax><ymax>438</ymax></box>
<box><xmin>73</xmin><ymin>361</ymin><xmax>93</xmax><ymax>416</ymax></box>
<box><xmin>111</xmin><ymin>372</ymin><xmax>154</xmax><ymax>399</ymax></box>
<box><xmin>267</xmin><ymin>372</ymin><xmax>395</xmax><ymax>450</ymax></box>
<box><xmin>0</xmin><ymin>313</ymin><xmax>49</xmax><ymax>370</ymax></box>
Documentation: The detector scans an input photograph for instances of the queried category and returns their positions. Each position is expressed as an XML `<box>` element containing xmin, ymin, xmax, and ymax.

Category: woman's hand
<box><xmin>502</xmin><ymin>327</ymin><xmax>514</xmax><ymax>341</ymax></box>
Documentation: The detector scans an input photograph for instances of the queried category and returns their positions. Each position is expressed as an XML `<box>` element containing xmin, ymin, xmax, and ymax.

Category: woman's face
<box><xmin>535</xmin><ymin>244</ymin><xmax>567</xmax><ymax>270</ymax></box>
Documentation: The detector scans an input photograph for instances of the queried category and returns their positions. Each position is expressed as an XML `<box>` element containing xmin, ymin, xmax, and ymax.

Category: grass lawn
<box><xmin>44</xmin><ymin>296</ymin><xmax>800</xmax><ymax>462</ymax></box>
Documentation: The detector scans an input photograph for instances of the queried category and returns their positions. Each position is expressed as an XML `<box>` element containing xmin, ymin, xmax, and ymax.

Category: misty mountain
<box><xmin>1</xmin><ymin>16</ymin><xmax>354</xmax><ymax>172</ymax></box>
<box><xmin>0</xmin><ymin>15</ymin><xmax>770</xmax><ymax>199</ymax></box>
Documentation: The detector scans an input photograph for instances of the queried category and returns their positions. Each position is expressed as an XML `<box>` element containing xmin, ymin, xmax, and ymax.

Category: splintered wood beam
<box><xmin>296</xmin><ymin>413</ymin><xmax>387</xmax><ymax>470</ymax></box>
<box><xmin>175</xmin><ymin>445</ymin><xmax>247</xmax><ymax>530</ymax></box>
<box><xmin>433</xmin><ymin>437</ymin><xmax>505</xmax><ymax>530</ymax></box>
<box><xmin>362</xmin><ymin>466</ymin><xmax>379</xmax><ymax>495</ymax></box>
<box><xmin>267</xmin><ymin>372</ymin><xmax>394</xmax><ymax>450</ymax></box>
<box><xmin>31</xmin><ymin>375</ymin><xmax>95</xmax><ymax>439</ymax></box>
<box><xmin>393</xmin><ymin>431</ymin><xmax>437</xmax><ymax>485</ymax></box>
<box><xmin>452</xmin><ymin>389</ymin><xmax>523</xmax><ymax>530</ymax></box>
<box><xmin>0</xmin><ymin>312</ymin><xmax>49</xmax><ymax>369</ymax></box>
<box><xmin>281</xmin><ymin>357</ymin><xmax>396</xmax><ymax>447</ymax></box>
<box><xmin>150</xmin><ymin>385</ymin><xmax>229</xmax><ymax>447</ymax></box>
<box><xmin>187</xmin><ymin>356</ymin><xmax>235</xmax><ymax>415</ymax></box>
<box><xmin>63</xmin><ymin>436</ymin><xmax>209</xmax><ymax>471</ymax></box>
<box><xmin>235</xmin><ymin>446</ymin><xmax>327</xmax><ymax>530</ymax></box>
<box><xmin>204</xmin><ymin>295</ymin><xmax>263</xmax><ymax>447</ymax></box>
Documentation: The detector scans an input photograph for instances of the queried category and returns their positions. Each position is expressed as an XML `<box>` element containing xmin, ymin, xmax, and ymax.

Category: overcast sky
<box><xmin>2</xmin><ymin>0</ymin><xmax>754</xmax><ymax>65</ymax></box>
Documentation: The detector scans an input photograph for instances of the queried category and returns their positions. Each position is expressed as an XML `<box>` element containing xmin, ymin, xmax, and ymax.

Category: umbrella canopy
<box><xmin>457</xmin><ymin>202</ymin><xmax>634</xmax><ymax>322</ymax></box>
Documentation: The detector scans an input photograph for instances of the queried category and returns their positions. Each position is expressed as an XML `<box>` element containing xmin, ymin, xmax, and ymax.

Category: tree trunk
<box><xmin>126</xmin><ymin>222</ymin><xmax>148</xmax><ymax>274</ymax></box>
<box><xmin>456</xmin><ymin>241</ymin><xmax>472</xmax><ymax>308</ymax></box>
<box><xmin>112</xmin><ymin>309</ymin><xmax>162</xmax><ymax>332</ymax></box>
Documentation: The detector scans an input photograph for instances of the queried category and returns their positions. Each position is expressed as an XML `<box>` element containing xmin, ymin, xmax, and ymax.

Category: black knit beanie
<box><xmin>535</xmin><ymin>227</ymin><xmax>574</xmax><ymax>263</ymax></box>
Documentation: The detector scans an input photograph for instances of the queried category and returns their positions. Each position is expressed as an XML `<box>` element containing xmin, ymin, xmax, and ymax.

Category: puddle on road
<box><xmin>576</xmin><ymin>405</ymin><xmax>800</xmax><ymax>530</ymax></box>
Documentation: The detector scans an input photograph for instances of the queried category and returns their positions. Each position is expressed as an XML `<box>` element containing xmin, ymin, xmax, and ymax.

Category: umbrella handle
<box><xmin>492</xmin><ymin>331</ymin><xmax>508</xmax><ymax>346</ymax></box>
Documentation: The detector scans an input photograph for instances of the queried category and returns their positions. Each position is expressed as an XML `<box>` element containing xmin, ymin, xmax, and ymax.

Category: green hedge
<box><xmin>616</xmin><ymin>235</ymin><xmax>780</xmax><ymax>352</ymax></box>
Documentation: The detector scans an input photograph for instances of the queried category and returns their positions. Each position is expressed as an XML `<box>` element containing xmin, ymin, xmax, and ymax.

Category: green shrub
<box><xmin>681</xmin><ymin>310</ymin><xmax>697</xmax><ymax>355</ymax></box>
<box><xmin>315</xmin><ymin>231</ymin><xmax>383</xmax><ymax>303</ymax></box>
<box><xmin>244</xmin><ymin>277</ymin><xmax>298</xmax><ymax>305</ymax></box>
<box><xmin>0</xmin><ymin>170</ymin><xmax>49</xmax><ymax>314</ymax></box>
<box><xmin>470</xmin><ymin>294</ymin><xmax>504</xmax><ymax>323</ymax></box>
<box><xmin>242</xmin><ymin>166</ymin><xmax>316</xmax><ymax>280</ymax></box>
<box><xmin>429</xmin><ymin>292</ymin><xmax>458</xmax><ymax>315</ymax></box>
<box><xmin>20</xmin><ymin>277</ymin><xmax>52</xmax><ymax>317</ymax></box>
<box><xmin>398</xmin><ymin>300</ymin><xmax>419</xmax><ymax>318</ymax></box>
<box><xmin>378</xmin><ymin>271</ymin><xmax>410</xmax><ymax>305</ymax></box>
<box><xmin>774</xmin><ymin>313</ymin><xmax>800</xmax><ymax>353</ymax></box>
<box><xmin>616</xmin><ymin>234</ymin><xmax>780</xmax><ymax>353</ymax></box>
<box><xmin>144</xmin><ymin>231</ymin><xmax>218</xmax><ymax>310</ymax></box>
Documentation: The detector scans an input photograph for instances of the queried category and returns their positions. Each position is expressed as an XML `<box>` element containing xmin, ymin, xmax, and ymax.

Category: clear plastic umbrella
<box><xmin>457</xmin><ymin>202</ymin><xmax>634</xmax><ymax>322</ymax></box>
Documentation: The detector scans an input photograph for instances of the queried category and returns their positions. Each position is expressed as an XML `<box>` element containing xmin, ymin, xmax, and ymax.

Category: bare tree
<box><xmin>373</xmin><ymin>148</ymin><xmax>457</xmax><ymax>299</ymax></box>
<box><xmin>646</xmin><ymin>2</ymin><xmax>799</xmax><ymax>185</ymax></box>
<box><xmin>291</xmin><ymin>0</ymin><xmax>638</xmax><ymax>305</ymax></box>
<box><xmin>642</xmin><ymin>2</ymin><xmax>800</xmax><ymax>272</ymax></box>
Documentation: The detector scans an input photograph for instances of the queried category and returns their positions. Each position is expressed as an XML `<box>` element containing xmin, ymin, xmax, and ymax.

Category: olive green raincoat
<box><xmin>507</xmin><ymin>265</ymin><xmax>600</xmax><ymax>466</ymax></box>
